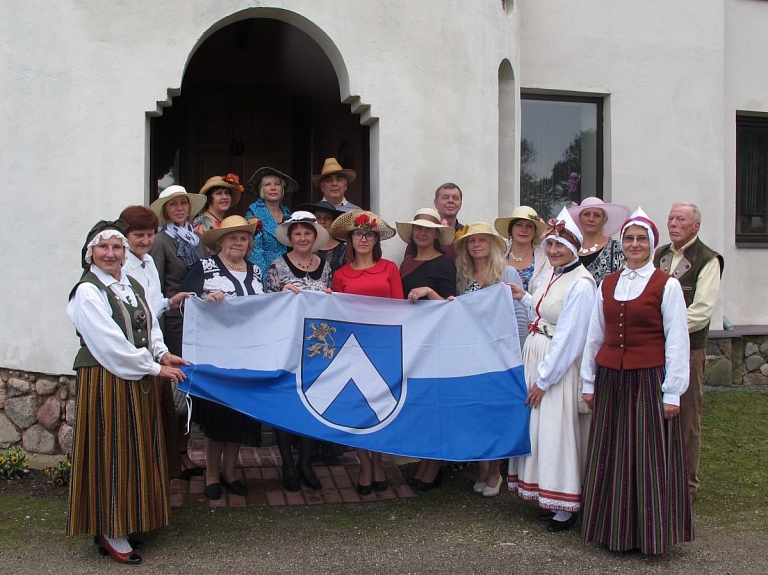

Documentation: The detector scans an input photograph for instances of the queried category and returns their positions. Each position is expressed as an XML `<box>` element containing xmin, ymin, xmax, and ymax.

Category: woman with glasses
<box><xmin>329</xmin><ymin>210</ymin><xmax>403</xmax><ymax>495</ymax></box>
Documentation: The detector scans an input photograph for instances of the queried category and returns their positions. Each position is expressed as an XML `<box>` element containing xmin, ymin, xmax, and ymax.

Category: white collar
<box><xmin>90</xmin><ymin>264</ymin><xmax>130</xmax><ymax>287</ymax></box>
<box><xmin>125</xmin><ymin>251</ymin><xmax>150</xmax><ymax>270</ymax></box>
<box><xmin>620</xmin><ymin>260</ymin><xmax>655</xmax><ymax>278</ymax></box>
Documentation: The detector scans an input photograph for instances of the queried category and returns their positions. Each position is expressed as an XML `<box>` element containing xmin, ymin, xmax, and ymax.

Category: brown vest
<box><xmin>653</xmin><ymin>237</ymin><xmax>723</xmax><ymax>350</ymax></box>
<box><xmin>595</xmin><ymin>269</ymin><xmax>669</xmax><ymax>370</ymax></box>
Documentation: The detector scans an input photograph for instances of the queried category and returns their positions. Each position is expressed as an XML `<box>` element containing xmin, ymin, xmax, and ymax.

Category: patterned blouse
<box><xmin>579</xmin><ymin>238</ymin><xmax>625</xmax><ymax>286</ymax></box>
<box><xmin>265</xmin><ymin>254</ymin><xmax>333</xmax><ymax>293</ymax></box>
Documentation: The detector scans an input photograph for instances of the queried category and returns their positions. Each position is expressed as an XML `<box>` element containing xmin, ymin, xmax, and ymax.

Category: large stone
<box><xmin>745</xmin><ymin>354</ymin><xmax>764</xmax><ymax>372</ymax></box>
<box><xmin>705</xmin><ymin>357</ymin><xmax>732</xmax><ymax>387</ymax></box>
<box><xmin>65</xmin><ymin>400</ymin><xmax>76</xmax><ymax>426</ymax></box>
<box><xmin>22</xmin><ymin>424</ymin><xmax>56</xmax><ymax>455</ymax></box>
<box><xmin>0</xmin><ymin>386</ymin><xmax>5</xmax><ymax>410</ymax></box>
<box><xmin>58</xmin><ymin>424</ymin><xmax>73</xmax><ymax>455</ymax></box>
<box><xmin>7</xmin><ymin>377</ymin><xmax>30</xmax><ymax>398</ymax></box>
<box><xmin>760</xmin><ymin>341</ymin><xmax>768</xmax><ymax>355</ymax></box>
<box><xmin>743</xmin><ymin>372</ymin><xmax>768</xmax><ymax>386</ymax></box>
<box><xmin>744</xmin><ymin>342</ymin><xmax>760</xmax><ymax>357</ymax></box>
<box><xmin>4</xmin><ymin>395</ymin><xmax>38</xmax><ymax>429</ymax></box>
<box><xmin>0</xmin><ymin>413</ymin><xmax>21</xmax><ymax>448</ymax></box>
<box><xmin>37</xmin><ymin>397</ymin><xmax>62</xmax><ymax>431</ymax></box>
<box><xmin>36</xmin><ymin>378</ymin><xmax>58</xmax><ymax>396</ymax></box>
<box><xmin>59</xmin><ymin>386</ymin><xmax>68</xmax><ymax>401</ymax></box>
<box><xmin>706</xmin><ymin>341</ymin><xmax>724</xmax><ymax>357</ymax></box>
<box><xmin>761</xmin><ymin>363</ymin><xmax>768</xmax><ymax>377</ymax></box>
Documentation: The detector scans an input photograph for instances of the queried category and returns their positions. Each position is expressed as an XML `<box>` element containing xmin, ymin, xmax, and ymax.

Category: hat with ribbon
<box><xmin>494</xmin><ymin>206</ymin><xmax>547</xmax><ymax>245</ymax></box>
<box><xmin>202</xmin><ymin>215</ymin><xmax>262</xmax><ymax>251</ymax></box>
<box><xmin>620</xmin><ymin>206</ymin><xmax>660</xmax><ymax>252</ymax></box>
<box><xmin>543</xmin><ymin>207</ymin><xmax>583</xmax><ymax>258</ymax></box>
<box><xmin>275</xmin><ymin>211</ymin><xmax>330</xmax><ymax>252</ymax></box>
<box><xmin>567</xmin><ymin>196</ymin><xmax>632</xmax><ymax>238</ymax></box>
<box><xmin>244</xmin><ymin>167</ymin><xmax>299</xmax><ymax>196</ymax></box>
<box><xmin>396</xmin><ymin>208</ymin><xmax>456</xmax><ymax>247</ymax></box>
<box><xmin>453</xmin><ymin>221</ymin><xmax>507</xmax><ymax>253</ymax></box>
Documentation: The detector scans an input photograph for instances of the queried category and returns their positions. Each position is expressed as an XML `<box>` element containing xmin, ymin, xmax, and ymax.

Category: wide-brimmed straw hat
<box><xmin>396</xmin><ymin>208</ymin><xmax>456</xmax><ymax>247</ymax></box>
<box><xmin>329</xmin><ymin>210</ymin><xmax>395</xmax><ymax>242</ymax></box>
<box><xmin>244</xmin><ymin>167</ymin><xmax>298</xmax><ymax>196</ymax></box>
<box><xmin>150</xmin><ymin>185</ymin><xmax>207</xmax><ymax>221</ymax></box>
<box><xmin>293</xmin><ymin>200</ymin><xmax>344</xmax><ymax>220</ymax></box>
<box><xmin>567</xmin><ymin>197</ymin><xmax>631</xmax><ymax>238</ymax></box>
<box><xmin>494</xmin><ymin>206</ymin><xmax>547</xmax><ymax>245</ymax></box>
<box><xmin>275</xmin><ymin>211</ymin><xmax>330</xmax><ymax>252</ymax></box>
<box><xmin>198</xmin><ymin>173</ymin><xmax>244</xmax><ymax>206</ymax></box>
<box><xmin>311</xmin><ymin>157</ymin><xmax>357</xmax><ymax>187</ymax></box>
<box><xmin>202</xmin><ymin>215</ymin><xmax>261</xmax><ymax>251</ymax></box>
<box><xmin>453</xmin><ymin>222</ymin><xmax>507</xmax><ymax>253</ymax></box>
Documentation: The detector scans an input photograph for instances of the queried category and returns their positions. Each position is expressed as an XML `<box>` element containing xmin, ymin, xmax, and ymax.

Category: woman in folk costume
<box><xmin>580</xmin><ymin>207</ymin><xmax>693</xmax><ymax>555</ymax></box>
<box><xmin>507</xmin><ymin>207</ymin><xmax>596</xmax><ymax>532</ymax></box>
<box><xmin>66</xmin><ymin>220</ymin><xmax>188</xmax><ymax>564</ymax></box>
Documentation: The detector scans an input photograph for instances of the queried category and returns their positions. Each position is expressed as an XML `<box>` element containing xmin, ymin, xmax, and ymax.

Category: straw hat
<box><xmin>198</xmin><ymin>173</ymin><xmax>244</xmax><ymax>206</ymax></box>
<box><xmin>329</xmin><ymin>210</ymin><xmax>395</xmax><ymax>242</ymax></box>
<box><xmin>149</xmin><ymin>185</ymin><xmax>207</xmax><ymax>221</ymax></box>
<box><xmin>493</xmin><ymin>206</ymin><xmax>547</xmax><ymax>245</ymax></box>
<box><xmin>202</xmin><ymin>215</ymin><xmax>260</xmax><ymax>251</ymax></box>
<box><xmin>311</xmin><ymin>157</ymin><xmax>357</xmax><ymax>187</ymax></box>
<box><xmin>567</xmin><ymin>197</ymin><xmax>632</xmax><ymax>238</ymax></box>
<box><xmin>244</xmin><ymin>167</ymin><xmax>298</xmax><ymax>196</ymax></box>
<box><xmin>396</xmin><ymin>208</ymin><xmax>456</xmax><ymax>247</ymax></box>
<box><xmin>275</xmin><ymin>211</ymin><xmax>330</xmax><ymax>252</ymax></box>
<box><xmin>453</xmin><ymin>222</ymin><xmax>507</xmax><ymax>253</ymax></box>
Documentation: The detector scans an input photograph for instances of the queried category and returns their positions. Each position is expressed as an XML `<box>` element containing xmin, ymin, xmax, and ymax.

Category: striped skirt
<box><xmin>67</xmin><ymin>366</ymin><xmax>171</xmax><ymax>538</ymax></box>
<box><xmin>581</xmin><ymin>365</ymin><xmax>694</xmax><ymax>555</ymax></box>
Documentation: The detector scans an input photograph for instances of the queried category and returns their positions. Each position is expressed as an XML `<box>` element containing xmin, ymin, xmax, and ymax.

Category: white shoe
<box><xmin>472</xmin><ymin>480</ymin><xmax>486</xmax><ymax>493</ymax></box>
<box><xmin>482</xmin><ymin>475</ymin><xmax>502</xmax><ymax>497</ymax></box>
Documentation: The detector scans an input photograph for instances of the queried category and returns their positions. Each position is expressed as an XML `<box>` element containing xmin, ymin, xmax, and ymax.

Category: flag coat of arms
<box><xmin>180</xmin><ymin>282</ymin><xmax>531</xmax><ymax>460</ymax></box>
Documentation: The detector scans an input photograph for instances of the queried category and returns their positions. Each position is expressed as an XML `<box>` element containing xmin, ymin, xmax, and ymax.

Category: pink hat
<box><xmin>568</xmin><ymin>197</ymin><xmax>632</xmax><ymax>238</ymax></box>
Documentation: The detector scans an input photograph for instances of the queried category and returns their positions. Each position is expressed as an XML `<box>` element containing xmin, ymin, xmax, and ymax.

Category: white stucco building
<box><xmin>1</xmin><ymin>0</ymin><xmax>767</xmax><ymax>384</ymax></box>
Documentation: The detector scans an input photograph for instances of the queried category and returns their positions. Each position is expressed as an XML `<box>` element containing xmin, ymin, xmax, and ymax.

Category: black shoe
<box><xmin>220</xmin><ymin>476</ymin><xmax>248</xmax><ymax>496</ymax></box>
<box><xmin>372</xmin><ymin>479</ymin><xmax>388</xmax><ymax>492</ymax></box>
<box><xmin>203</xmin><ymin>482</ymin><xmax>222</xmax><ymax>500</ymax></box>
<box><xmin>283</xmin><ymin>475</ymin><xmax>300</xmax><ymax>492</ymax></box>
<box><xmin>298</xmin><ymin>466</ymin><xmax>322</xmax><ymax>491</ymax></box>
<box><xmin>537</xmin><ymin>511</ymin><xmax>556</xmax><ymax>522</ymax></box>
<box><xmin>405</xmin><ymin>476</ymin><xmax>420</xmax><ymax>487</ymax></box>
<box><xmin>547</xmin><ymin>514</ymin><xmax>578</xmax><ymax>532</ymax></box>
<box><xmin>415</xmin><ymin>470</ymin><xmax>442</xmax><ymax>491</ymax></box>
<box><xmin>356</xmin><ymin>482</ymin><xmax>373</xmax><ymax>495</ymax></box>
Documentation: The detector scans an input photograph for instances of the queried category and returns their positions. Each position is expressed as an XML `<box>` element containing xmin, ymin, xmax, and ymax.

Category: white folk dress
<box><xmin>507</xmin><ymin>262</ymin><xmax>596</xmax><ymax>512</ymax></box>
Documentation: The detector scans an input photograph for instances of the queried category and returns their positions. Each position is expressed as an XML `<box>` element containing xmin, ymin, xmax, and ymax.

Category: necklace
<box><xmin>579</xmin><ymin>243</ymin><xmax>599</xmax><ymax>254</ymax></box>
<box><xmin>290</xmin><ymin>255</ymin><xmax>314</xmax><ymax>270</ymax></box>
<box><xmin>220</xmin><ymin>256</ymin><xmax>245</xmax><ymax>271</ymax></box>
<box><xmin>509</xmin><ymin>250</ymin><xmax>531</xmax><ymax>263</ymax></box>
<box><xmin>206</xmin><ymin>210</ymin><xmax>222</xmax><ymax>223</ymax></box>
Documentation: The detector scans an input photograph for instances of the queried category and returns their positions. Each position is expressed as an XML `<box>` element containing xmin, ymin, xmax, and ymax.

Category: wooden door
<box><xmin>185</xmin><ymin>89</ymin><xmax>292</xmax><ymax>216</ymax></box>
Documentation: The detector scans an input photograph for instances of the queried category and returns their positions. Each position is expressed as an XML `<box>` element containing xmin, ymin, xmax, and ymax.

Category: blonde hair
<box><xmin>259</xmin><ymin>175</ymin><xmax>286</xmax><ymax>201</ymax></box>
<box><xmin>456</xmin><ymin>234</ymin><xmax>507</xmax><ymax>292</ymax></box>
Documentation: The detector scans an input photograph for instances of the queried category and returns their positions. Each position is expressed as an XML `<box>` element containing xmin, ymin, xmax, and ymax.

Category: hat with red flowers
<box><xmin>329</xmin><ymin>210</ymin><xmax>395</xmax><ymax>242</ymax></box>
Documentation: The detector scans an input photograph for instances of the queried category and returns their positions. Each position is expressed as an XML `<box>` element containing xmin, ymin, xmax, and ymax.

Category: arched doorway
<box><xmin>150</xmin><ymin>17</ymin><xmax>370</xmax><ymax>213</ymax></box>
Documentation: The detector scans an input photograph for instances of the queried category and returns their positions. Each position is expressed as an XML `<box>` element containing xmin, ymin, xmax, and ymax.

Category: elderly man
<box><xmin>654</xmin><ymin>202</ymin><xmax>724</xmax><ymax>502</ymax></box>
<box><xmin>311</xmin><ymin>158</ymin><xmax>361</xmax><ymax>212</ymax></box>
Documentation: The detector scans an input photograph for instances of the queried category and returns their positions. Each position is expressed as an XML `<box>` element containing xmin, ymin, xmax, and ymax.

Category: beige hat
<box><xmin>454</xmin><ymin>221</ymin><xmax>507</xmax><ymax>253</ymax></box>
<box><xmin>329</xmin><ymin>210</ymin><xmax>395</xmax><ymax>242</ymax></box>
<box><xmin>396</xmin><ymin>208</ymin><xmax>456</xmax><ymax>247</ymax></box>
<box><xmin>311</xmin><ymin>157</ymin><xmax>357</xmax><ymax>187</ymax></box>
<box><xmin>494</xmin><ymin>206</ymin><xmax>547</xmax><ymax>245</ymax></box>
<box><xmin>198</xmin><ymin>173</ymin><xmax>244</xmax><ymax>206</ymax></box>
<box><xmin>202</xmin><ymin>215</ymin><xmax>261</xmax><ymax>251</ymax></box>
<box><xmin>275</xmin><ymin>211</ymin><xmax>330</xmax><ymax>252</ymax></box>
<box><xmin>150</xmin><ymin>185</ymin><xmax>207</xmax><ymax>222</ymax></box>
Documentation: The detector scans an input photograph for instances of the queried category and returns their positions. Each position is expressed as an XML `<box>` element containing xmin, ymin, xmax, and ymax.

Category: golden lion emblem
<box><xmin>305</xmin><ymin>322</ymin><xmax>337</xmax><ymax>359</ymax></box>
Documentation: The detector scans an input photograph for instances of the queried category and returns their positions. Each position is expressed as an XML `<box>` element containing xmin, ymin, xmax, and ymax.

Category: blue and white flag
<box><xmin>180</xmin><ymin>282</ymin><xmax>530</xmax><ymax>460</ymax></box>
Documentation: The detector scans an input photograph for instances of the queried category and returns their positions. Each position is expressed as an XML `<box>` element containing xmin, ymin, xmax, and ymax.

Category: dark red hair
<box><xmin>119</xmin><ymin>205</ymin><xmax>159</xmax><ymax>233</ymax></box>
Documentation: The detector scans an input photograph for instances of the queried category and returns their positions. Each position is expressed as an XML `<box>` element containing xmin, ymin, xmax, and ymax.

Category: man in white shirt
<box><xmin>654</xmin><ymin>202</ymin><xmax>724</xmax><ymax>502</ymax></box>
<box><xmin>311</xmin><ymin>158</ymin><xmax>361</xmax><ymax>212</ymax></box>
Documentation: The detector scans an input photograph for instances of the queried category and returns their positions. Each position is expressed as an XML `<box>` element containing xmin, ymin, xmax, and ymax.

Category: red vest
<box><xmin>595</xmin><ymin>269</ymin><xmax>669</xmax><ymax>370</ymax></box>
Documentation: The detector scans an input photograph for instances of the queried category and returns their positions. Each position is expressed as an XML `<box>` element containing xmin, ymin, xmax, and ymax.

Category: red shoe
<box><xmin>98</xmin><ymin>535</ymin><xmax>142</xmax><ymax>565</ymax></box>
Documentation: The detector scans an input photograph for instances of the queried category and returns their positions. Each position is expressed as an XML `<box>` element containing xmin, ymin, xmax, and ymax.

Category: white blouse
<box><xmin>124</xmin><ymin>251</ymin><xmax>169</xmax><ymax>318</ymax></box>
<box><xmin>67</xmin><ymin>265</ymin><xmax>169</xmax><ymax>380</ymax></box>
<box><xmin>580</xmin><ymin>260</ymin><xmax>690</xmax><ymax>405</ymax></box>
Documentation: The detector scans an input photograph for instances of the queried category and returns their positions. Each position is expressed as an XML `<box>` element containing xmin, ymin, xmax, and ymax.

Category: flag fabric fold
<box><xmin>180</xmin><ymin>282</ymin><xmax>531</xmax><ymax>461</ymax></box>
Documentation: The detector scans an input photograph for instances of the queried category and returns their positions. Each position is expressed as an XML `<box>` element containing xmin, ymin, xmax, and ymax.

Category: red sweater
<box><xmin>332</xmin><ymin>259</ymin><xmax>405</xmax><ymax>299</ymax></box>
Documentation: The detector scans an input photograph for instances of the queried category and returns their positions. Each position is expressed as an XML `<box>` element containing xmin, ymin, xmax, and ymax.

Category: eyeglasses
<box><xmin>351</xmin><ymin>231</ymin><xmax>377</xmax><ymax>241</ymax></box>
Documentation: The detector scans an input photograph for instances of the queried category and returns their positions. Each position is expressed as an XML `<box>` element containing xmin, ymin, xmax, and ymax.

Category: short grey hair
<box><xmin>671</xmin><ymin>202</ymin><xmax>701</xmax><ymax>223</ymax></box>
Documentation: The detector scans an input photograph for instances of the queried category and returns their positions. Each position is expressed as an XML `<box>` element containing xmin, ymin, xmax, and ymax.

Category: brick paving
<box><xmin>170</xmin><ymin>446</ymin><xmax>416</xmax><ymax>508</ymax></box>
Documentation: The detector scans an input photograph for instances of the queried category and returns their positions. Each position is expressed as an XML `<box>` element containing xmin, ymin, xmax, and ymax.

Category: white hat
<box><xmin>621</xmin><ymin>206</ymin><xmax>660</xmax><ymax>252</ymax></box>
<box><xmin>275</xmin><ymin>211</ymin><xmax>330</xmax><ymax>252</ymax></box>
<box><xmin>543</xmin><ymin>207</ymin><xmax>583</xmax><ymax>257</ymax></box>
<box><xmin>149</xmin><ymin>185</ymin><xmax>207</xmax><ymax>222</ymax></box>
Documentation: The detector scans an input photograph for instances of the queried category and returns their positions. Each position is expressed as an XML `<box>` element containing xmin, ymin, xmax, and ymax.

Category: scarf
<box><xmin>163</xmin><ymin>222</ymin><xmax>200</xmax><ymax>267</ymax></box>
